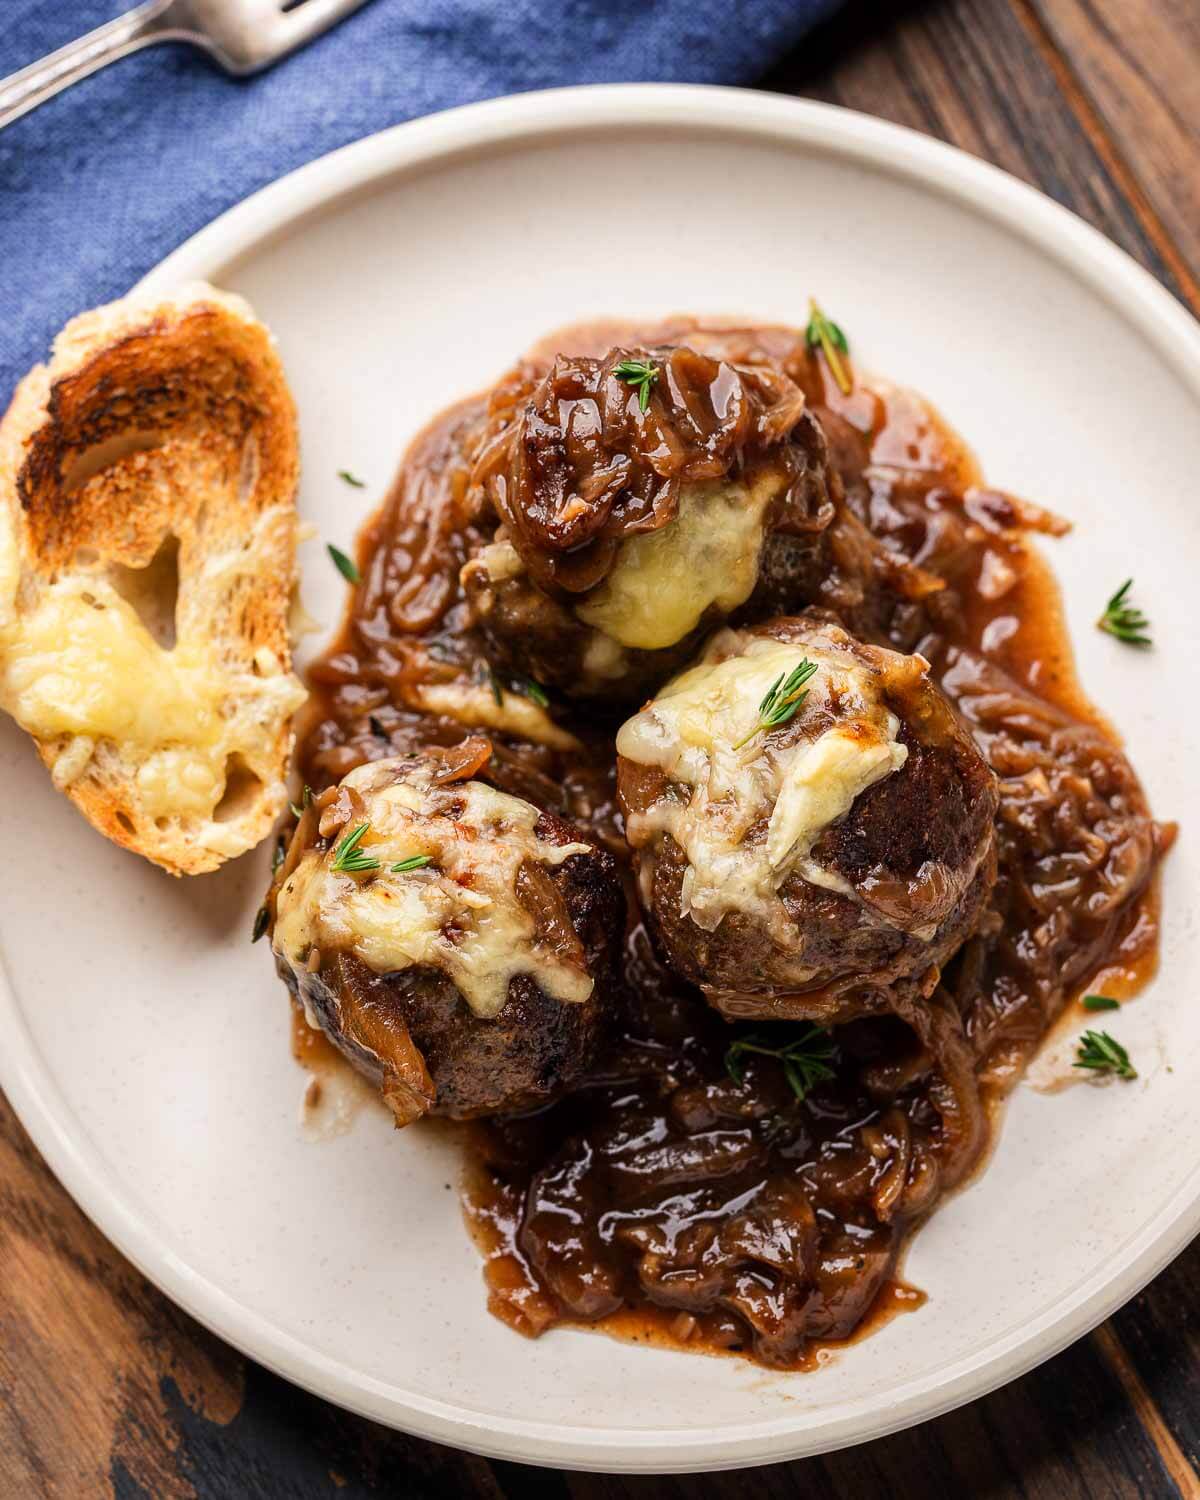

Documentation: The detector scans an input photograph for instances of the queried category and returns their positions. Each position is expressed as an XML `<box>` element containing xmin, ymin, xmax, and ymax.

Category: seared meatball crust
<box><xmin>272</xmin><ymin>745</ymin><xmax>624</xmax><ymax>1123</ymax></box>
<box><xmin>616</xmin><ymin>616</ymin><xmax>999</xmax><ymax>1021</ymax></box>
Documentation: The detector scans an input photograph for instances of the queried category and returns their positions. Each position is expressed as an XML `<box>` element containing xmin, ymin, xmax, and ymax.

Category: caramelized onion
<box><xmin>470</xmin><ymin>345</ymin><xmax>811</xmax><ymax>596</ymax></box>
<box><xmin>286</xmin><ymin>317</ymin><xmax>1164</xmax><ymax>1372</ymax></box>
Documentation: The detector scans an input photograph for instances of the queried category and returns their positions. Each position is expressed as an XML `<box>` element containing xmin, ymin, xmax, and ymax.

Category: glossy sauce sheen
<box><xmin>294</xmin><ymin>319</ymin><xmax>1164</xmax><ymax>1369</ymax></box>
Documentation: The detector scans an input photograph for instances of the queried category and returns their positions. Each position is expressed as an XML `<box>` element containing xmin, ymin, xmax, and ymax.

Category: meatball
<box><xmin>270</xmin><ymin>741</ymin><xmax>623</xmax><ymax>1123</ymax></box>
<box><xmin>460</xmin><ymin>344</ymin><xmax>841</xmax><ymax>701</ymax></box>
<box><xmin>616</xmin><ymin>616</ymin><xmax>998</xmax><ymax>1021</ymax></box>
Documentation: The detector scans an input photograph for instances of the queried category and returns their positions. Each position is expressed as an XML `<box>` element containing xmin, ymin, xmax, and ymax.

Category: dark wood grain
<box><xmin>3</xmin><ymin>0</ymin><xmax>1199</xmax><ymax>1494</ymax></box>
<box><xmin>762</xmin><ymin>0</ymin><xmax>1200</xmax><ymax>313</ymax></box>
<box><xmin>1029</xmin><ymin>0</ymin><xmax>1200</xmax><ymax>303</ymax></box>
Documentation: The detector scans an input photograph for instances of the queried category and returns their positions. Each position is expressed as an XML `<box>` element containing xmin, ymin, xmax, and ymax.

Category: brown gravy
<box><xmin>292</xmin><ymin>318</ymin><xmax>1165</xmax><ymax>1370</ymax></box>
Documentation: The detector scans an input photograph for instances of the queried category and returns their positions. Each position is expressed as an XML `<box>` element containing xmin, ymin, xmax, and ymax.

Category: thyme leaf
<box><xmin>1082</xmin><ymin>994</ymin><xmax>1120</xmax><ymax>1012</ymax></box>
<box><xmin>515</xmin><ymin>676</ymin><xmax>550</xmax><ymax>708</ymax></box>
<box><xmin>1098</xmin><ymin>578</ymin><xmax>1151</xmax><ymax>647</ymax></box>
<box><xmin>725</xmin><ymin>1024</ymin><xmax>835</xmax><ymax>1102</ymax></box>
<box><xmin>1074</xmin><ymin>1028</ymin><xmax>1137</xmax><ymax>1079</ymax></box>
<box><xmin>732</xmin><ymin>658</ymin><xmax>818</xmax><ymax>751</ymax></box>
<box><xmin>331</xmin><ymin>821</ymin><xmax>380</xmax><ymax>875</ymax></box>
<box><xmin>338</xmin><ymin>469</ymin><xmax>366</xmax><ymax>488</ymax></box>
<box><xmin>805</xmin><ymin>298</ymin><xmax>852</xmax><ymax>395</ymax></box>
<box><xmin>613</xmin><ymin>358</ymin><xmax>660</xmax><ymax>412</ymax></box>
<box><xmin>328</xmin><ymin>543</ymin><xmax>361</xmax><ymax>585</ymax></box>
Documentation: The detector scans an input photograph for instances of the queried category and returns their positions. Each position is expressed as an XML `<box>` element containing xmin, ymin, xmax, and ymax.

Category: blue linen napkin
<box><xmin>0</xmin><ymin>0</ymin><xmax>840</xmax><ymax>406</ymax></box>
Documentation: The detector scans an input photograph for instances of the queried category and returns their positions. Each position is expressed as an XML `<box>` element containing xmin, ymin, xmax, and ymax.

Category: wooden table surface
<box><xmin>4</xmin><ymin>1</ymin><xmax>1199</xmax><ymax>1495</ymax></box>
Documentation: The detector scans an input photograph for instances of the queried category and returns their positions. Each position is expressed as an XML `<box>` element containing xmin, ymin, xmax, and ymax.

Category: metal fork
<box><xmin>0</xmin><ymin>0</ymin><xmax>373</xmax><ymax>130</ymax></box>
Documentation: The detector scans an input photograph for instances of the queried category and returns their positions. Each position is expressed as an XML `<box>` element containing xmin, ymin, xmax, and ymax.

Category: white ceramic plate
<box><xmin>2</xmin><ymin>86</ymin><xmax>1199</xmax><ymax>1474</ymax></box>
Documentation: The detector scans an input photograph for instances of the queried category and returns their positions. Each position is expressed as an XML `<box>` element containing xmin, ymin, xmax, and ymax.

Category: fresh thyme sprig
<box><xmin>1082</xmin><ymin>994</ymin><xmax>1120</xmax><ymax>1012</ymax></box>
<box><xmin>1074</xmin><ymin>1028</ymin><xmax>1137</xmax><ymax>1079</ymax></box>
<box><xmin>1097</xmin><ymin>579</ymin><xmax>1151</xmax><ymax>647</ymax></box>
<box><xmin>732</xmin><ymin>658</ymin><xmax>818</xmax><ymax>751</ymax></box>
<box><xmin>338</xmin><ymin>469</ymin><xmax>366</xmax><ymax>488</ymax></box>
<box><xmin>331</xmin><ymin>822</ymin><xmax>380</xmax><ymax>875</ymax></box>
<box><xmin>390</xmin><ymin>854</ymin><xmax>434</xmax><ymax>873</ymax></box>
<box><xmin>613</xmin><ymin>358</ymin><xmax>660</xmax><ymax>412</ymax></box>
<box><xmin>726</xmin><ymin>1024</ymin><xmax>836</xmax><ymax>1103</ymax></box>
<box><xmin>328</xmin><ymin>543</ymin><xmax>361</xmax><ymax>585</ymax></box>
<box><xmin>805</xmin><ymin>298</ymin><xmax>852</xmax><ymax>396</ymax></box>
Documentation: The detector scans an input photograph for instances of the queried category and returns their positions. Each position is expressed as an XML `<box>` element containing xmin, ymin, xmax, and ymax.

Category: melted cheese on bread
<box><xmin>0</xmin><ymin>535</ymin><xmax>306</xmax><ymax>835</ymax></box>
<box><xmin>0</xmin><ymin>283</ymin><xmax>306</xmax><ymax>874</ymax></box>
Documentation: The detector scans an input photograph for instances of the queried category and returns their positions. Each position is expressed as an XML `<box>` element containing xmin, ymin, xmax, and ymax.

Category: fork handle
<box><xmin>0</xmin><ymin>1</ymin><xmax>177</xmax><ymax>131</ymax></box>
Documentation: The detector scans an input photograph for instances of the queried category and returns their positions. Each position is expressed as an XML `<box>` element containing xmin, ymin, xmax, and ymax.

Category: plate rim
<box><xmin>4</xmin><ymin>82</ymin><xmax>1200</xmax><ymax>1473</ymax></box>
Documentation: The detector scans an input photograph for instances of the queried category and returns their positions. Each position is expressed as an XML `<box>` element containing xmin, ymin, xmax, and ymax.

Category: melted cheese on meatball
<box><xmin>274</xmin><ymin>761</ymin><xmax>594</xmax><ymax>1019</ymax></box>
<box><xmin>413</xmin><ymin>680</ymin><xmax>580</xmax><ymax>751</ymax></box>
<box><xmin>575</xmin><ymin>472</ymin><xmax>780</xmax><ymax>650</ymax></box>
<box><xmin>617</xmin><ymin>629</ymin><xmax>910</xmax><ymax>940</ymax></box>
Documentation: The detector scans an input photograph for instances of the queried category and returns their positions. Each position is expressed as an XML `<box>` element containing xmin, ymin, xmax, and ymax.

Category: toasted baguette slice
<box><xmin>0</xmin><ymin>283</ymin><xmax>307</xmax><ymax>875</ymax></box>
